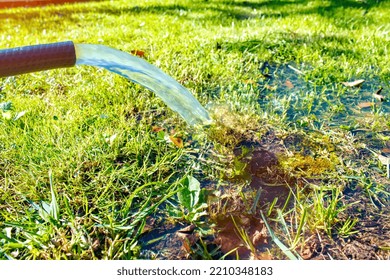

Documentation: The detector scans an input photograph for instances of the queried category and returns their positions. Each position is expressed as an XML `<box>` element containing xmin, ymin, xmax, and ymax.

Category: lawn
<box><xmin>0</xmin><ymin>0</ymin><xmax>389</xmax><ymax>260</ymax></box>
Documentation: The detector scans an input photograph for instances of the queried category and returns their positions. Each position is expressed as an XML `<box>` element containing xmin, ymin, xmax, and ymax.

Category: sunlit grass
<box><xmin>1</xmin><ymin>0</ymin><xmax>389</xmax><ymax>259</ymax></box>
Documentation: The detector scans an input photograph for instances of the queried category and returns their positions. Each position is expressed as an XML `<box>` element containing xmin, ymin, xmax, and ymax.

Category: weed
<box><xmin>166</xmin><ymin>176</ymin><xmax>208</xmax><ymax>226</ymax></box>
<box><xmin>337</xmin><ymin>217</ymin><xmax>359</xmax><ymax>238</ymax></box>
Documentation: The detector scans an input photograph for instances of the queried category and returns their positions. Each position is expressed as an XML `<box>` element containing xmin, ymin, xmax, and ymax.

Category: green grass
<box><xmin>1</xmin><ymin>0</ymin><xmax>389</xmax><ymax>259</ymax></box>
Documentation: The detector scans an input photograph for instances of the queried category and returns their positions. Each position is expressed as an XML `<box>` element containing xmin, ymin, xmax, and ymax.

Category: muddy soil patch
<box><xmin>139</xmin><ymin>126</ymin><xmax>389</xmax><ymax>259</ymax></box>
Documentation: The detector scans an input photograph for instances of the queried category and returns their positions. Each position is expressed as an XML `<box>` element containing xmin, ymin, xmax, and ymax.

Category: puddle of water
<box><xmin>138</xmin><ymin>218</ymin><xmax>193</xmax><ymax>260</ymax></box>
<box><xmin>212</xmin><ymin>213</ymin><xmax>271</xmax><ymax>259</ymax></box>
<box><xmin>257</xmin><ymin>62</ymin><xmax>390</xmax><ymax>127</ymax></box>
<box><xmin>235</xmin><ymin>145</ymin><xmax>293</xmax><ymax>209</ymax></box>
<box><xmin>207</xmin><ymin>142</ymin><xmax>294</xmax><ymax>259</ymax></box>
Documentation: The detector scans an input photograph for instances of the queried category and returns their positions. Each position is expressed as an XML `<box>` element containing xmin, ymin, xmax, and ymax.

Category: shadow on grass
<box><xmin>0</xmin><ymin>0</ymin><xmax>386</xmax><ymax>27</ymax></box>
<box><xmin>109</xmin><ymin>0</ymin><xmax>383</xmax><ymax>24</ymax></box>
<box><xmin>222</xmin><ymin>32</ymin><xmax>362</xmax><ymax>56</ymax></box>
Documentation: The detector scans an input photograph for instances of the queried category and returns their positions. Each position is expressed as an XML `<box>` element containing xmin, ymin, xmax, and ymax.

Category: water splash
<box><xmin>75</xmin><ymin>44</ymin><xmax>212</xmax><ymax>126</ymax></box>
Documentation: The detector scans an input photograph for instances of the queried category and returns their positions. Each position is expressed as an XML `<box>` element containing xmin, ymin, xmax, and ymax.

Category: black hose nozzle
<box><xmin>0</xmin><ymin>41</ymin><xmax>76</xmax><ymax>78</ymax></box>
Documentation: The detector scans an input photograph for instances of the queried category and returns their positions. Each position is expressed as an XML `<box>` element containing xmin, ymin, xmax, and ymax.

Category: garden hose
<box><xmin>0</xmin><ymin>41</ymin><xmax>76</xmax><ymax>78</ymax></box>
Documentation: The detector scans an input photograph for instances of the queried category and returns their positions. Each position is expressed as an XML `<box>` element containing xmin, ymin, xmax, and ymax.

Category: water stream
<box><xmin>74</xmin><ymin>44</ymin><xmax>212</xmax><ymax>126</ymax></box>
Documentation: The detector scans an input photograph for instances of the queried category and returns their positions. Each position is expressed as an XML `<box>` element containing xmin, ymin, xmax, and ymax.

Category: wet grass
<box><xmin>0</xmin><ymin>0</ymin><xmax>389</xmax><ymax>259</ymax></box>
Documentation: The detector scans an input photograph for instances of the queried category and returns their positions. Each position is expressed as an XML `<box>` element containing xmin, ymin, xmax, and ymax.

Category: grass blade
<box><xmin>49</xmin><ymin>170</ymin><xmax>59</xmax><ymax>221</ymax></box>
<box><xmin>260</xmin><ymin>211</ymin><xmax>301</xmax><ymax>260</ymax></box>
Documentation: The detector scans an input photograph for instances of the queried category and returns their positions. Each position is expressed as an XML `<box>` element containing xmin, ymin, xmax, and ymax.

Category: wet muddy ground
<box><xmin>138</xmin><ymin>131</ymin><xmax>389</xmax><ymax>259</ymax></box>
<box><xmin>138</xmin><ymin>63</ymin><xmax>389</xmax><ymax>260</ymax></box>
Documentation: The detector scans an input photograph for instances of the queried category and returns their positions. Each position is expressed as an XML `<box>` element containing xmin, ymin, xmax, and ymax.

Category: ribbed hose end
<box><xmin>0</xmin><ymin>41</ymin><xmax>76</xmax><ymax>78</ymax></box>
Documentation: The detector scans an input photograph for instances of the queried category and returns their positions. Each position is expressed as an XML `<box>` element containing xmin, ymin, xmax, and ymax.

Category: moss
<box><xmin>205</xmin><ymin>104</ymin><xmax>263</xmax><ymax>151</ymax></box>
<box><xmin>278</xmin><ymin>153</ymin><xmax>339</xmax><ymax>177</ymax></box>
